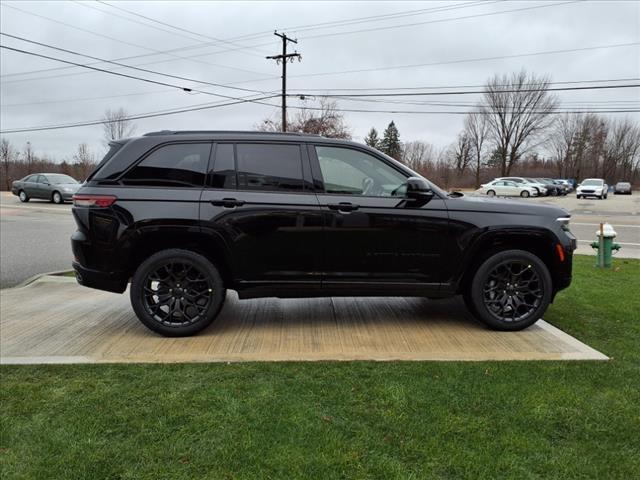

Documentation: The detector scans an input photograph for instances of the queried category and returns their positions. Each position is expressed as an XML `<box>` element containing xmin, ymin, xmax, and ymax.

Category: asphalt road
<box><xmin>1</xmin><ymin>194</ymin><xmax>75</xmax><ymax>288</ymax></box>
<box><xmin>1</xmin><ymin>190</ymin><xmax>638</xmax><ymax>289</ymax></box>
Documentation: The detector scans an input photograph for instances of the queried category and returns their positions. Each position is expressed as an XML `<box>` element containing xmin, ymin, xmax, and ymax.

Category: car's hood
<box><xmin>444</xmin><ymin>194</ymin><xmax>567</xmax><ymax>218</ymax></box>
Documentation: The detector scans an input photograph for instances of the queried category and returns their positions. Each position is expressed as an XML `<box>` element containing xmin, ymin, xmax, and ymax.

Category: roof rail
<box><xmin>143</xmin><ymin>130</ymin><xmax>322</xmax><ymax>137</ymax></box>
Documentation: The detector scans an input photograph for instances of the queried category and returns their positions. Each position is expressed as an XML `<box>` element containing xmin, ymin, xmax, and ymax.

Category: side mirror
<box><xmin>406</xmin><ymin>177</ymin><xmax>434</xmax><ymax>204</ymax></box>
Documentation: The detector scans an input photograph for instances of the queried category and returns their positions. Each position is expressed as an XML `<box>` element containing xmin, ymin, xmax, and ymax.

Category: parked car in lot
<box><xmin>496</xmin><ymin>177</ymin><xmax>548</xmax><ymax>196</ymax></box>
<box><xmin>614</xmin><ymin>181</ymin><xmax>632</xmax><ymax>195</ymax></box>
<box><xmin>11</xmin><ymin>173</ymin><xmax>81</xmax><ymax>203</ymax></box>
<box><xmin>576</xmin><ymin>178</ymin><xmax>608</xmax><ymax>199</ymax></box>
<box><xmin>532</xmin><ymin>178</ymin><xmax>565</xmax><ymax>196</ymax></box>
<box><xmin>71</xmin><ymin>131</ymin><xmax>576</xmax><ymax>336</ymax></box>
<box><xmin>477</xmin><ymin>179</ymin><xmax>538</xmax><ymax>197</ymax></box>
<box><xmin>554</xmin><ymin>179</ymin><xmax>573</xmax><ymax>193</ymax></box>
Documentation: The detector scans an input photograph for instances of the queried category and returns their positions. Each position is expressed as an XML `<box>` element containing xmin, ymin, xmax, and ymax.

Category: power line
<box><xmin>287</xmin><ymin>103</ymin><xmax>640</xmax><ymax>116</ymax></box>
<box><xmin>0</xmin><ymin>3</ymin><xmax>270</xmax><ymax>77</ymax></box>
<box><xmin>0</xmin><ymin>94</ymin><xmax>281</xmax><ymax>134</ymax></box>
<box><xmin>289</xmin><ymin>42</ymin><xmax>640</xmax><ymax>79</ymax></box>
<box><xmin>0</xmin><ymin>32</ymin><xmax>268</xmax><ymax>95</ymax></box>
<box><xmin>293</xmin><ymin>77</ymin><xmax>640</xmax><ymax>92</ymax></box>
<box><xmin>96</xmin><ymin>0</ymin><xmax>270</xmax><ymax>57</ymax></box>
<box><xmin>290</xmin><ymin>84</ymin><xmax>640</xmax><ymax>100</ymax></box>
<box><xmin>297</xmin><ymin>0</ymin><xmax>581</xmax><ymax>41</ymax></box>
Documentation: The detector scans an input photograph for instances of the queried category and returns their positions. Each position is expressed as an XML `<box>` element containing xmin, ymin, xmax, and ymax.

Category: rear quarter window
<box><xmin>121</xmin><ymin>143</ymin><xmax>211</xmax><ymax>188</ymax></box>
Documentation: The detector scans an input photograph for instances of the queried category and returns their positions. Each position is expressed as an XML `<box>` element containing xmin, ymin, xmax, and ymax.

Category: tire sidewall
<box><xmin>468</xmin><ymin>249</ymin><xmax>553</xmax><ymax>331</ymax></box>
<box><xmin>130</xmin><ymin>249</ymin><xmax>226</xmax><ymax>337</ymax></box>
<box><xmin>52</xmin><ymin>192</ymin><xmax>62</xmax><ymax>204</ymax></box>
<box><xmin>19</xmin><ymin>191</ymin><xmax>28</xmax><ymax>202</ymax></box>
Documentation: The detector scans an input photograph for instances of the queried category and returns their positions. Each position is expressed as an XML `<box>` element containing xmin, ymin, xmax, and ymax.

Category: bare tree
<box><xmin>102</xmin><ymin>107</ymin><xmax>136</xmax><ymax>144</ymax></box>
<box><xmin>451</xmin><ymin>132</ymin><xmax>472</xmax><ymax>175</ymax></box>
<box><xmin>402</xmin><ymin>140</ymin><xmax>436</xmax><ymax>173</ymax></box>
<box><xmin>481</xmin><ymin>70</ymin><xmax>559</xmax><ymax>176</ymax></box>
<box><xmin>0</xmin><ymin>138</ymin><xmax>16</xmax><ymax>190</ymax></box>
<box><xmin>72</xmin><ymin>143</ymin><xmax>96</xmax><ymax>180</ymax></box>
<box><xmin>23</xmin><ymin>141</ymin><xmax>34</xmax><ymax>170</ymax></box>
<box><xmin>259</xmin><ymin>99</ymin><xmax>351</xmax><ymax>139</ymax></box>
<box><xmin>604</xmin><ymin>117</ymin><xmax>640</xmax><ymax>182</ymax></box>
<box><xmin>464</xmin><ymin>111</ymin><xmax>490</xmax><ymax>188</ymax></box>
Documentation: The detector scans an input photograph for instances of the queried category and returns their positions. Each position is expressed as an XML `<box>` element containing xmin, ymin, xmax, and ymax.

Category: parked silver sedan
<box><xmin>11</xmin><ymin>173</ymin><xmax>81</xmax><ymax>204</ymax></box>
<box><xmin>614</xmin><ymin>182</ymin><xmax>632</xmax><ymax>195</ymax></box>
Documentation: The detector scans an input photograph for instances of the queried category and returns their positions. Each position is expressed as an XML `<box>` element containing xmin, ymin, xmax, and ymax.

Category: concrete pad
<box><xmin>0</xmin><ymin>276</ymin><xmax>607</xmax><ymax>364</ymax></box>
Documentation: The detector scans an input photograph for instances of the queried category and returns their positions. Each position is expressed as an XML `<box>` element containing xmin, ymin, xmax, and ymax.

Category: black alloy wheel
<box><xmin>130</xmin><ymin>249</ymin><xmax>226</xmax><ymax>336</ymax></box>
<box><xmin>465</xmin><ymin>249</ymin><xmax>552</xmax><ymax>331</ymax></box>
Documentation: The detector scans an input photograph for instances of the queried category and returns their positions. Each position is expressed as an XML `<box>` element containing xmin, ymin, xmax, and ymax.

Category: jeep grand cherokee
<box><xmin>71</xmin><ymin>131</ymin><xmax>576</xmax><ymax>336</ymax></box>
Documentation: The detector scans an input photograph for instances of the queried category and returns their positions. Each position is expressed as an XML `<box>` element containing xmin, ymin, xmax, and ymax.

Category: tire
<box><xmin>130</xmin><ymin>249</ymin><xmax>226</xmax><ymax>337</ymax></box>
<box><xmin>520</xmin><ymin>190</ymin><xmax>530</xmax><ymax>198</ymax></box>
<box><xmin>551</xmin><ymin>189</ymin><xmax>558</xmax><ymax>196</ymax></box>
<box><xmin>576</xmin><ymin>195</ymin><xmax>581</xmax><ymax>199</ymax></box>
<box><xmin>18</xmin><ymin>190</ymin><xmax>29</xmax><ymax>202</ymax></box>
<box><xmin>604</xmin><ymin>193</ymin><xmax>608</xmax><ymax>199</ymax></box>
<box><xmin>463</xmin><ymin>249</ymin><xmax>552</xmax><ymax>331</ymax></box>
<box><xmin>487</xmin><ymin>190</ymin><xmax>496</xmax><ymax>197</ymax></box>
<box><xmin>52</xmin><ymin>191</ymin><xmax>63</xmax><ymax>204</ymax></box>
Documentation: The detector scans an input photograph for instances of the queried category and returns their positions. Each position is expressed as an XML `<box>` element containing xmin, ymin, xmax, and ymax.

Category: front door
<box><xmin>199</xmin><ymin>142</ymin><xmax>323</xmax><ymax>291</ymax></box>
<box><xmin>309</xmin><ymin>145</ymin><xmax>449</xmax><ymax>291</ymax></box>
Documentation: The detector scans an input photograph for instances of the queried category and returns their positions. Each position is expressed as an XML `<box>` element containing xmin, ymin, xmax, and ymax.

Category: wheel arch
<box><xmin>126</xmin><ymin>229</ymin><xmax>236</xmax><ymax>287</ymax></box>
<box><xmin>455</xmin><ymin>228</ymin><xmax>559</xmax><ymax>295</ymax></box>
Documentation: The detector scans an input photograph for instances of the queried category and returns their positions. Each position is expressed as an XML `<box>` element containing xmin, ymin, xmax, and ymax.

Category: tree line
<box><xmin>2</xmin><ymin>71</ymin><xmax>639</xmax><ymax>190</ymax></box>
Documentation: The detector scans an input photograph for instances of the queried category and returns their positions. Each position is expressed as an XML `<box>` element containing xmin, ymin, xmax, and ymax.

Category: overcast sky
<box><xmin>1</xmin><ymin>0</ymin><xmax>639</xmax><ymax>160</ymax></box>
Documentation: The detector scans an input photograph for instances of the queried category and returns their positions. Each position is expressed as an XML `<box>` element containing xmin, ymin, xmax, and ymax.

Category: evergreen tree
<box><xmin>381</xmin><ymin>121</ymin><xmax>402</xmax><ymax>159</ymax></box>
<box><xmin>364</xmin><ymin>127</ymin><xmax>380</xmax><ymax>149</ymax></box>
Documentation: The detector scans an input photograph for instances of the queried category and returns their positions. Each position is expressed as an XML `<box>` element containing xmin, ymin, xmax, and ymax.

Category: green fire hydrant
<box><xmin>590</xmin><ymin>223</ymin><xmax>621</xmax><ymax>268</ymax></box>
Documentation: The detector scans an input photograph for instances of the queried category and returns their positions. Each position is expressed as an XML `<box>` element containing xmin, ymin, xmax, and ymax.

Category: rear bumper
<box><xmin>72</xmin><ymin>262</ymin><xmax>128</xmax><ymax>294</ymax></box>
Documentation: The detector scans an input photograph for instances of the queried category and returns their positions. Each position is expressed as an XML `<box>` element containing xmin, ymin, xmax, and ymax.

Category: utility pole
<box><xmin>266</xmin><ymin>31</ymin><xmax>301</xmax><ymax>132</ymax></box>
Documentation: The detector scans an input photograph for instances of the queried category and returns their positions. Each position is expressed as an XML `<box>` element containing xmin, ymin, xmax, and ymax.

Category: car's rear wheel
<box><xmin>464</xmin><ymin>249</ymin><xmax>552</xmax><ymax>331</ymax></box>
<box><xmin>487</xmin><ymin>190</ymin><xmax>496</xmax><ymax>197</ymax></box>
<box><xmin>18</xmin><ymin>190</ymin><xmax>29</xmax><ymax>202</ymax></box>
<box><xmin>130</xmin><ymin>249</ymin><xmax>226</xmax><ymax>337</ymax></box>
<box><xmin>52</xmin><ymin>191</ymin><xmax>63</xmax><ymax>204</ymax></box>
<box><xmin>520</xmin><ymin>190</ymin><xmax>530</xmax><ymax>198</ymax></box>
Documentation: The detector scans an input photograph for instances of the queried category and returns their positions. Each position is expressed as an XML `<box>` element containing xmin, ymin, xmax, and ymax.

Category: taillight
<box><xmin>72</xmin><ymin>194</ymin><xmax>117</xmax><ymax>208</ymax></box>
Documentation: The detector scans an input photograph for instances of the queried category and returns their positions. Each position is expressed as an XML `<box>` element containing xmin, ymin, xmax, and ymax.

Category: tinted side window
<box><xmin>122</xmin><ymin>143</ymin><xmax>210</xmax><ymax>187</ymax></box>
<box><xmin>236</xmin><ymin>143</ymin><xmax>303</xmax><ymax>192</ymax></box>
<box><xmin>315</xmin><ymin>146</ymin><xmax>407</xmax><ymax>197</ymax></box>
<box><xmin>36</xmin><ymin>175</ymin><xmax>46</xmax><ymax>184</ymax></box>
<box><xmin>208</xmin><ymin>143</ymin><xmax>237</xmax><ymax>189</ymax></box>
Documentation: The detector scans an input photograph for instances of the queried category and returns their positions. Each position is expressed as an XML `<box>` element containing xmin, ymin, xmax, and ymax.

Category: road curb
<box><xmin>6</xmin><ymin>270</ymin><xmax>75</xmax><ymax>290</ymax></box>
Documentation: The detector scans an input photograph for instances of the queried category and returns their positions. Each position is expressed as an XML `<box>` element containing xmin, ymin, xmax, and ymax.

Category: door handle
<box><xmin>328</xmin><ymin>202</ymin><xmax>359</xmax><ymax>212</ymax></box>
<box><xmin>210</xmin><ymin>198</ymin><xmax>245</xmax><ymax>208</ymax></box>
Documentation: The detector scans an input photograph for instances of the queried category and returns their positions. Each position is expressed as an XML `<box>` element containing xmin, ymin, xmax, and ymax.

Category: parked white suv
<box><xmin>576</xmin><ymin>178</ymin><xmax>608</xmax><ymax>199</ymax></box>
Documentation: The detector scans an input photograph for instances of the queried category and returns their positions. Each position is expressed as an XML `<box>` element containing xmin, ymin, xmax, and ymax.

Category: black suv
<box><xmin>72</xmin><ymin>131</ymin><xmax>576</xmax><ymax>336</ymax></box>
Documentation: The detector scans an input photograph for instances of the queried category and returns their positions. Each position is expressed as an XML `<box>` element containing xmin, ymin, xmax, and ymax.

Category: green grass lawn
<box><xmin>1</xmin><ymin>255</ymin><xmax>639</xmax><ymax>479</ymax></box>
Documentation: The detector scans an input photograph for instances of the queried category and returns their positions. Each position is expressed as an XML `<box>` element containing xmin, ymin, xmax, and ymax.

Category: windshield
<box><xmin>582</xmin><ymin>179</ymin><xmax>603</xmax><ymax>186</ymax></box>
<box><xmin>46</xmin><ymin>174</ymin><xmax>78</xmax><ymax>184</ymax></box>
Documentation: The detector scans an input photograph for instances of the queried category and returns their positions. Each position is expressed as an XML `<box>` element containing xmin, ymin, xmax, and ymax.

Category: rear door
<box><xmin>199</xmin><ymin>142</ymin><xmax>323</xmax><ymax>289</ymax></box>
<box><xmin>309</xmin><ymin>144</ymin><xmax>449</xmax><ymax>290</ymax></box>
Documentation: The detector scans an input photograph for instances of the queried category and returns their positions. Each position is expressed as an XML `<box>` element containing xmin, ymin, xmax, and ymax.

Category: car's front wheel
<box><xmin>52</xmin><ymin>191</ymin><xmax>63</xmax><ymax>204</ymax></box>
<box><xmin>18</xmin><ymin>190</ymin><xmax>29</xmax><ymax>202</ymax></box>
<box><xmin>487</xmin><ymin>190</ymin><xmax>496</xmax><ymax>197</ymax></box>
<box><xmin>520</xmin><ymin>190</ymin><xmax>530</xmax><ymax>198</ymax></box>
<box><xmin>130</xmin><ymin>249</ymin><xmax>226</xmax><ymax>337</ymax></box>
<box><xmin>464</xmin><ymin>249</ymin><xmax>552</xmax><ymax>331</ymax></box>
